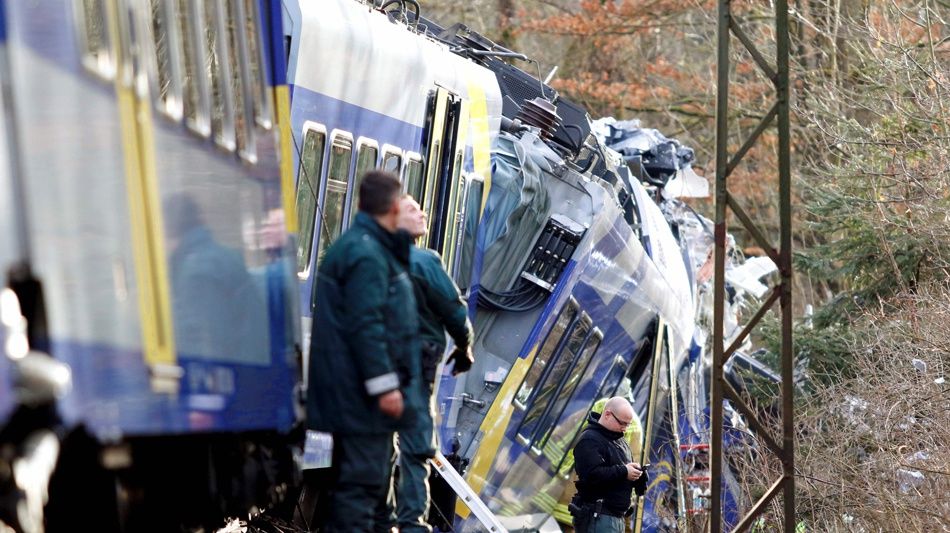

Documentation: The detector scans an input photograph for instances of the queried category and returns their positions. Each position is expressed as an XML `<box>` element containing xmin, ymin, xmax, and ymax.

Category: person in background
<box><xmin>570</xmin><ymin>396</ymin><xmax>648</xmax><ymax>533</ymax></box>
<box><xmin>383</xmin><ymin>195</ymin><xmax>474</xmax><ymax>532</ymax></box>
<box><xmin>306</xmin><ymin>171</ymin><xmax>423</xmax><ymax>532</ymax></box>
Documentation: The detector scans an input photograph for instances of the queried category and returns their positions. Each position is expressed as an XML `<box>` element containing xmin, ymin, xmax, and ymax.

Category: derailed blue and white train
<box><xmin>0</xmin><ymin>0</ymin><xmax>759</xmax><ymax>530</ymax></box>
<box><xmin>281</xmin><ymin>0</ymin><xmax>756</xmax><ymax>531</ymax></box>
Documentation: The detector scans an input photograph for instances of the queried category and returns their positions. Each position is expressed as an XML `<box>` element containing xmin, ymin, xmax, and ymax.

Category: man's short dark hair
<box><xmin>358</xmin><ymin>171</ymin><xmax>402</xmax><ymax>215</ymax></box>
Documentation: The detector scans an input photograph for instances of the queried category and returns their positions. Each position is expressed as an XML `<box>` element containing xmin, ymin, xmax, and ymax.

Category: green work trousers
<box><xmin>325</xmin><ymin>432</ymin><xmax>396</xmax><ymax>532</ymax></box>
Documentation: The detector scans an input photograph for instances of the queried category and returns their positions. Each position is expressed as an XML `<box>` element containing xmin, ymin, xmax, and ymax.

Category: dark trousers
<box><xmin>572</xmin><ymin>512</ymin><xmax>625</xmax><ymax>533</ymax></box>
<box><xmin>325</xmin><ymin>432</ymin><xmax>396</xmax><ymax>532</ymax></box>
<box><xmin>395</xmin><ymin>389</ymin><xmax>435</xmax><ymax>533</ymax></box>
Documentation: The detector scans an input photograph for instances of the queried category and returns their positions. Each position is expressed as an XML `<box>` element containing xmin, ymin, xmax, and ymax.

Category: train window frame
<box><xmin>316</xmin><ymin>130</ymin><xmax>354</xmax><ymax>263</ymax></box>
<box><xmin>294</xmin><ymin>122</ymin><xmax>328</xmax><ymax>278</ymax></box>
<box><xmin>347</xmin><ymin>138</ymin><xmax>380</xmax><ymax>225</ymax></box>
<box><xmin>552</xmin><ymin>352</ymin><xmax>637</xmax><ymax>477</ymax></box>
<box><xmin>641</xmin><ymin>325</ymin><xmax>672</xmax><ymax>461</ymax></box>
<box><xmin>455</xmin><ymin>176</ymin><xmax>484</xmax><ymax>287</ymax></box>
<box><xmin>513</xmin><ymin>297</ymin><xmax>580</xmax><ymax>413</ymax></box>
<box><xmin>142</xmin><ymin>0</ymin><xmax>185</xmax><ymax>121</ymax></box>
<box><xmin>242</xmin><ymin>0</ymin><xmax>273</xmax><ymax>130</ymax></box>
<box><xmin>402</xmin><ymin>153</ymin><xmax>424</xmax><ymax>199</ymax></box>
<box><xmin>177</xmin><ymin>0</ymin><xmax>212</xmax><ymax>137</ymax></box>
<box><xmin>420</xmin><ymin>88</ymin><xmax>451</xmax><ymax>239</ymax></box>
<box><xmin>204</xmin><ymin>0</ymin><xmax>237</xmax><ymax>152</ymax></box>
<box><xmin>441</xmin><ymin>153</ymin><xmax>466</xmax><ymax>270</ymax></box>
<box><xmin>516</xmin><ymin>314</ymin><xmax>594</xmax><ymax>453</ymax></box>
<box><xmin>381</xmin><ymin>145</ymin><xmax>402</xmax><ymax>175</ymax></box>
<box><xmin>226</xmin><ymin>0</ymin><xmax>258</xmax><ymax>163</ymax></box>
<box><xmin>73</xmin><ymin>0</ymin><xmax>116</xmax><ymax>80</ymax></box>
<box><xmin>533</xmin><ymin>326</ymin><xmax>604</xmax><ymax>453</ymax></box>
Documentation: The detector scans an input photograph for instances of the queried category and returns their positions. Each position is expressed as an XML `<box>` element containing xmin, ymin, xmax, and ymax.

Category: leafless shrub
<box><xmin>733</xmin><ymin>285</ymin><xmax>950</xmax><ymax>532</ymax></box>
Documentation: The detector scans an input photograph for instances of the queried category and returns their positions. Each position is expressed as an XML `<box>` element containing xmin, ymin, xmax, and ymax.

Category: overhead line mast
<box><xmin>711</xmin><ymin>0</ymin><xmax>794</xmax><ymax>532</ymax></box>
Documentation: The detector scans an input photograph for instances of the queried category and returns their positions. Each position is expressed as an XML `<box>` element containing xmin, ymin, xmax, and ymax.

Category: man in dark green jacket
<box><xmin>389</xmin><ymin>195</ymin><xmax>474</xmax><ymax>532</ymax></box>
<box><xmin>307</xmin><ymin>171</ymin><xmax>423</xmax><ymax>532</ymax></box>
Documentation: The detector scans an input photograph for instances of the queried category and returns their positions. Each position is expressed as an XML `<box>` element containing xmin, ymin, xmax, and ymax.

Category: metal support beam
<box><xmin>711</xmin><ymin>0</ymin><xmax>794</xmax><ymax>532</ymax></box>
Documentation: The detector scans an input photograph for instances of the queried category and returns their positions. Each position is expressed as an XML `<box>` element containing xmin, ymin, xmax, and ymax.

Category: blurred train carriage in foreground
<box><xmin>1</xmin><ymin>1</ymin><xmax>300</xmax><ymax>530</ymax></box>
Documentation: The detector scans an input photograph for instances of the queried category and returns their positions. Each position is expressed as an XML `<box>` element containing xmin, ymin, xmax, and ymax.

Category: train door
<box><xmin>634</xmin><ymin>323</ymin><xmax>688</xmax><ymax>532</ymax></box>
<box><xmin>418</xmin><ymin>87</ymin><xmax>471</xmax><ymax>264</ymax></box>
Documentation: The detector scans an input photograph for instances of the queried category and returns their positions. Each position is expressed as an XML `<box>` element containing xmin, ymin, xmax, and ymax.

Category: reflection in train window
<box><xmin>536</xmin><ymin>327</ymin><xmax>603</xmax><ymax>450</ymax></box>
<box><xmin>295</xmin><ymin>127</ymin><xmax>327</xmax><ymax>275</ymax></box>
<box><xmin>403</xmin><ymin>156</ymin><xmax>424</xmax><ymax>201</ymax></box>
<box><xmin>349</xmin><ymin>141</ymin><xmax>378</xmax><ymax>223</ymax></box>
<box><xmin>518</xmin><ymin>314</ymin><xmax>592</xmax><ymax>447</ymax></box>
<box><xmin>318</xmin><ymin>135</ymin><xmax>352</xmax><ymax>261</ymax></box>
<box><xmin>456</xmin><ymin>178</ymin><xmax>483</xmax><ymax>288</ymax></box>
<box><xmin>382</xmin><ymin>150</ymin><xmax>402</xmax><ymax>175</ymax></box>
<box><xmin>514</xmin><ymin>299</ymin><xmax>579</xmax><ymax>410</ymax></box>
<box><xmin>74</xmin><ymin>0</ymin><xmax>114</xmax><ymax>79</ymax></box>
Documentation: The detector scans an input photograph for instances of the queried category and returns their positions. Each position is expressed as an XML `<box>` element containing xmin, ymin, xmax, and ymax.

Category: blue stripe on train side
<box><xmin>289</xmin><ymin>85</ymin><xmax>424</xmax><ymax>153</ymax></box>
<box><xmin>57</xmin><ymin>338</ymin><xmax>295</xmax><ymax>437</ymax></box>
<box><xmin>15</xmin><ymin>1</ymin><xmax>81</xmax><ymax>73</ymax></box>
<box><xmin>53</xmin><ymin>262</ymin><xmax>297</xmax><ymax>437</ymax></box>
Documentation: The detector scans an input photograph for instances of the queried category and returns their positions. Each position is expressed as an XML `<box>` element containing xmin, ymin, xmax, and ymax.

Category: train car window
<box><xmin>403</xmin><ymin>156</ymin><xmax>424</xmax><ymax>201</ymax></box>
<box><xmin>146</xmin><ymin>0</ymin><xmax>184</xmax><ymax>120</ymax></box>
<box><xmin>348</xmin><ymin>140</ymin><xmax>379</xmax><ymax>224</ymax></box>
<box><xmin>514</xmin><ymin>298</ymin><xmax>579</xmax><ymax>410</ymax></box>
<box><xmin>175</xmin><ymin>0</ymin><xmax>211</xmax><ymax>137</ymax></box>
<box><xmin>224</xmin><ymin>0</ymin><xmax>257</xmax><ymax>162</ymax></box>
<box><xmin>420</xmin><ymin>89</ymin><xmax>450</xmax><ymax>237</ymax></box>
<box><xmin>645</xmin><ymin>327</ymin><xmax>671</xmax><ymax>432</ymax></box>
<box><xmin>74</xmin><ymin>0</ymin><xmax>115</xmax><ymax>79</ymax></box>
<box><xmin>422</xmin><ymin>141</ymin><xmax>441</xmax><ymax>216</ymax></box>
<box><xmin>441</xmin><ymin>154</ymin><xmax>465</xmax><ymax>273</ymax></box>
<box><xmin>204</xmin><ymin>0</ymin><xmax>237</xmax><ymax>151</ymax></box>
<box><xmin>628</xmin><ymin>323</ymin><xmax>660</xmax><ymax>423</ymax></box>
<box><xmin>317</xmin><ymin>134</ymin><xmax>353</xmax><ymax>260</ymax></box>
<box><xmin>517</xmin><ymin>314</ymin><xmax>592</xmax><ymax>448</ymax></box>
<box><xmin>552</xmin><ymin>353</ymin><xmax>636</xmax><ymax>475</ymax></box>
<box><xmin>242</xmin><ymin>0</ymin><xmax>273</xmax><ymax>129</ymax></box>
<box><xmin>535</xmin><ymin>327</ymin><xmax>603</xmax><ymax>451</ymax></box>
<box><xmin>295</xmin><ymin>126</ymin><xmax>327</xmax><ymax>275</ymax></box>
<box><xmin>381</xmin><ymin>146</ymin><xmax>402</xmax><ymax>174</ymax></box>
<box><xmin>455</xmin><ymin>178</ymin><xmax>483</xmax><ymax>289</ymax></box>
<box><xmin>382</xmin><ymin>154</ymin><xmax>402</xmax><ymax>174</ymax></box>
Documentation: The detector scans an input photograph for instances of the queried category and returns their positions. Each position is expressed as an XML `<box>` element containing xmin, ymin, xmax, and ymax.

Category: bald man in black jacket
<box><xmin>571</xmin><ymin>396</ymin><xmax>648</xmax><ymax>533</ymax></box>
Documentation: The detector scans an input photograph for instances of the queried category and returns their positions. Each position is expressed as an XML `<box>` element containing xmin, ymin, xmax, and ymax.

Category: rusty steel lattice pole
<box><xmin>710</xmin><ymin>0</ymin><xmax>793</xmax><ymax>532</ymax></box>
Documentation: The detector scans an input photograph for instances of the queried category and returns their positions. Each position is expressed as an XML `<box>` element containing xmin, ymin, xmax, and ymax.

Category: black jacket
<box><xmin>306</xmin><ymin>213</ymin><xmax>423</xmax><ymax>434</ymax></box>
<box><xmin>573</xmin><ymin>411</ymin><xmax>648</xmax><ymax>516</ymax></box>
